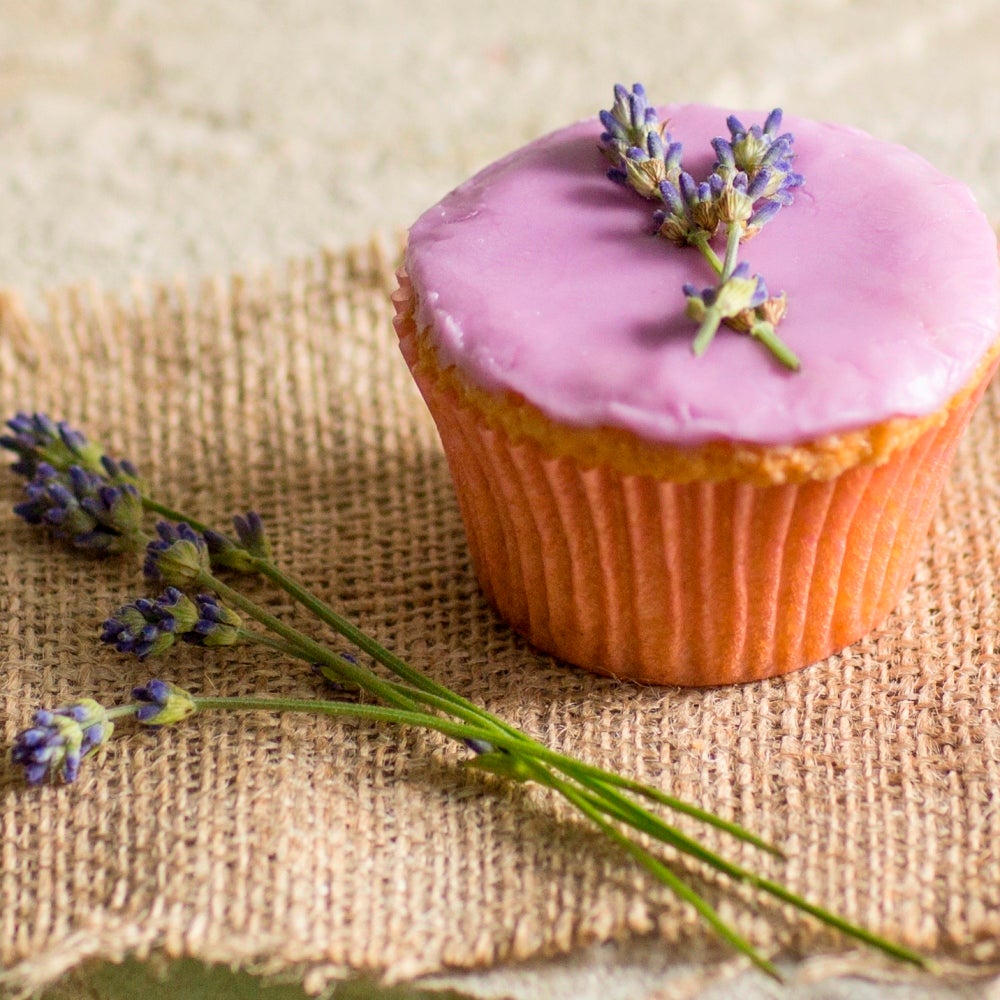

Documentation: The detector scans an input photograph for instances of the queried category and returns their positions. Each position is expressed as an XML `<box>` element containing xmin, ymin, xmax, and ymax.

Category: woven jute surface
<box><xmin>1</xmin><ymin>237</ymin><xmax>999</xmax><ymax>996</ymax></box>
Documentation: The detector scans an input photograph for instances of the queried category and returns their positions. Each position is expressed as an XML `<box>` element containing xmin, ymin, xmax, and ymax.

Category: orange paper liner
<box><xmin>396</xmin><ymin>294</ymin><xmax>997</xmax><ymax>686</ymax></box>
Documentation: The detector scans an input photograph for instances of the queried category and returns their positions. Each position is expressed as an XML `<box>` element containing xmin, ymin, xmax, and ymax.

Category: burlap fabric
<box><xmin>1</xmin><ymin>237</ymin><xmax>999</xmax><ymax>997</ymax></box>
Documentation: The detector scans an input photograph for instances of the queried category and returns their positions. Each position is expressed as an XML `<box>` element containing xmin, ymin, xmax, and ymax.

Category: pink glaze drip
<box><xmin>405</xmin><ymin>104</ymin><xmax>999</xmax><ymax>446</ymax></box>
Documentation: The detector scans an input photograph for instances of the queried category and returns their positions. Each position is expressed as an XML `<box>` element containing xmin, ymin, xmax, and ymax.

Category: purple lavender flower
<box><xmin>684</xmin><ymin>263</ymin><xmax>769</xmax><ymax>322</ymax></box>
<box><xmin>101</xmin><ymin>587</ymin><xmax>199</xmax><ymax>659</ymax></box>
<box><xmin>102</xmin><ymin>587</ymin><xmax>244</xmax><ymax>656</ymax></box>
<box><xmin>599</xmin><ymin>83</ymin><xmax>676</xmax><ymax>197</ymax></box>
<box><xmin>143</xmin><ymin>521</ymin><xmax>211</xmax><ymax>587</ymax></box>
<box><xmin>1</xmin><ymin>413</ymin><xmax>102</xmax><ymax>478</ymax></box>
<box><xmin>14</xmin><ymin>463</ymin><xmax>145</xmax><ymax>554</ymax></box>
<box><xmin>654</xmin><ymin>167</ymin><xmax>730</xmax><ymax>246</ymax></box>
<box><xmin>599</xmin><ymin>82</ymin><xmax>659</xmax><ymax>150</ymax></box>
<box><xmin>131</xmin><ymin>679</ymin><xmax>197</xmax><ymax>726</ymax></box>
<box><xmin>186</xmin><ymin>593</ymin><xmax>244</xmax><ymax>647</ymax></box>
<box><xmin>719</xmin><ymin>109</ymin><xmax>804</xmax><ymax>223</ymax></box>
<box><xmin>11</xmin><ymin>698</ymin><xmax>113</xmax><ymax>784</ymax></box>
<box><xmin>203</xmin><ymin>510</ymin><xmax>271</xmax><ymax>572</ymax></box>
<box><xmin>1</xmin><ymin>412</ymin><xmax>141</xmax><ymax>487</ymax></box>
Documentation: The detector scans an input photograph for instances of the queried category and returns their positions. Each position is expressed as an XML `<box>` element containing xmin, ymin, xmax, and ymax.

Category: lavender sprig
<box><xmin>143</xmin><ymin>521</ymin><xmax>212</xmax><ymax>586</ymax></box>
<box><xmin>100</xmin><ymin>588</ymin><xmax>251</xmax><ymax>657</ymax></box>
<box><xmin>14</xmin><ymin>463</ymin><xmax>145</xmax><ymax>553</ymax></box>
<box><xmin>10</xmin><ymin>686</ymin><xmax>198</xmax><ymax>783</ymax></box>
<box><xmin>1</xmin><ymin>412</ymin><xmax>143</xmax><ymax>485</ymax></box>
<box><xmin>131</xmin><ymin>679</ymin><xmax>197</xmax><ymax>725</ymax></box>
<box><xmin>4</xmin><ymin>415</ymin><xmax>928</xmax><ymax>977</ymax></box>
<box><xmin>600</xmin><ymin>85</ymin><xmax>802</xmax><ymax>370</ymax></box>
<box><xmin>12</xmin><ymin>699</ymin><xmax>117</xmax><ymax>784</ymax></box>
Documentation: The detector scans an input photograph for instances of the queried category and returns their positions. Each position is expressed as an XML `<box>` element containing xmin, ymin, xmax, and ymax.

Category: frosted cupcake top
<box><xmin>405</xmin><ymin>104</ymin><xmax>999</xmax><ymax>446</ymax></box>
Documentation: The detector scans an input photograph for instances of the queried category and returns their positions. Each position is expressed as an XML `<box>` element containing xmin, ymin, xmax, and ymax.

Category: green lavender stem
<box><xmin>720</xmin><ymin>221</ymin><xmax>743</xmax><ymax>280</ymax></box>
<box><xmin>751</xmin><ymin>321</ymin><xmax>801</xmax><ymax>371</ymax></box>
<box><xmin>534</xmin><ymin>764</ymin><xmax>781</xmax><ymax>978</ymax></box>
<box><xmin>184</xmin><ymin>558</ymin><xmax>926</xmax><ymax>971</ymax></box>
<box><xmin>246</xmin><ymin>557</ymin><xmax>781</xmax><ymax>855</ymax></box>
<box><xmin>689</xmin><ymin>223</ymin><xmax>799</xmax><ymax>369</ymax></box>
<box><xmin>180</xmin><ymin>690</ymin><xmax>928</xmax><ymax>976</ymax></box>
<box><xmin>688</xmin><ymin>232</ymin><xmax>723</xmax><ymax>276</ymax></box>
<box><xmin>692</xmin><ymin>307</ymin><xmax>725</xmax><ymax>357</ymax></box>
<box><xmin>203</xmin><ymin>565</ymin><xmax>780</xmax><ymax>857</ymax></box>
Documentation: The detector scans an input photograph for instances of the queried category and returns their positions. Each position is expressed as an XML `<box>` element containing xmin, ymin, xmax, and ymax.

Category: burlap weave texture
<box><xmin>1</xmin><ymin>238</ymin><xmax>999</xmax><ymax>995</ymax></box>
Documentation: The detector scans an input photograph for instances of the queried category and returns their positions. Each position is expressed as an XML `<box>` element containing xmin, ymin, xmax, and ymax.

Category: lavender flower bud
<box><xmin>599</xmin><ymin>82</ymin><xmax>664</xmax><ymax>180</ymax></box>
<box><xmin>686</xmin><ymin>178</ymin><xmax>719</xmax><ymax>235</ymax></box>
<box><xmin>203</xmin><ymin>510</ymin><xmax>272</xmax><ymax>573</ymax></box>
<box><xmin>11</xmin><ymin>698</ymin><xmax>113</xmax><ymax>784</ymax></box>
<box><xmin>747</xmin><ymin>167</ymin><xmax>773</xmax><ymax>202</ymax></box>
<box><xmin>144</xmin><ymin>522</ymin><xmax>211</xmax><ymax>587</ymax></box>
<box><xmin>658</xmin><ymin>179</ymin><xmax>684</xmax><ymax>217</ymax></box>
<box><xmin>750</xmin><ymin>275</ymin><xmax>769</xmax><ymax>309</ymax></box>
<box><xmin>678</xmin><ymin>171</ymin><xmax>698</xmax><ymax>206</ymax></box>
<box><xmin>711</xmin><ymin>137</ymin><xmax>736</xmax><ymax>173</ymax></box>
<box><xmin>101</xmin><ymin>587</ymin><xmax>200</xmax><ymax>659</ymax></box>
<box><xmin>599</xmin><ymin>108</ymin><xmax>627</xmax><ymax>143</ymax></box>
<box><xmin>1</xmin><ymin>412</ymin><xmax>106</xmax><ymax>479</ymax></box>
<box><xmin>14</xmin><ymin>463</ymin><xmax>145</xmax><ymax>554</ymax></box>
<box><xmin>763</xmin><ymin>107</ymin><xmax>783</xmax><ymax>136</ymax></box>
<box><xmin>186</xmin><ymin>593</ymin><xmax>244</xmax><ymax>647</ymax></box>
<box><xmin>664</xmin><ymin>141</ymin><xmax>684</xmax><ymax>175</ymax></box>
<box><xmin>100</xmin><ymin>454</ymin><xmax>143</xmax><ymax>488</ymax></box>
<box><xmin>748</xmin><ymin>200</ymin><xmax>782</xmax><ymax>231</ymax></box>
<box><xmin>131</xmin><ymin>680</ymin><xmax>198</xmax><ymax>726</ymax></box>
<box><xmin>1</xmin><ymin>413</ymin><xmax>143</xmax><ymax>490</ymax></box>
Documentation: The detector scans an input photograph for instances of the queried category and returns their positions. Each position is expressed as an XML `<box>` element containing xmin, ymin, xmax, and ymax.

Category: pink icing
<box><xmin>405</xmin><ymin>104</ymin><xmax>999</xmax><ymax>446</ymax></box>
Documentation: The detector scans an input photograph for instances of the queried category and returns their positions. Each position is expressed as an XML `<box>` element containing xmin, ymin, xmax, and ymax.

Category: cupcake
<box><xmin>393</xmin><ymin>87</ymin><xmax>1000</xmax><ymax>686</ymax></box>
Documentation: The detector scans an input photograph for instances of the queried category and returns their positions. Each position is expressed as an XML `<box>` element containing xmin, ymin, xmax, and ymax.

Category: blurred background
<box><xmin>0</xmin><ymin>1</ymin><xmax>996</xmax><ymax>299</ymax></box>
<box><xmin>2</xmin><ymin>2</ymin><xmax>996</xmax><ymax>997</ymax></box>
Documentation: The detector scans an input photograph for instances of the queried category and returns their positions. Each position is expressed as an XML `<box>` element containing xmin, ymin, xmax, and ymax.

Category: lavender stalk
<box><xmin>4</xmin><ymin>414</ymin><xmax>928</xmax><ymax>976</ymax></box>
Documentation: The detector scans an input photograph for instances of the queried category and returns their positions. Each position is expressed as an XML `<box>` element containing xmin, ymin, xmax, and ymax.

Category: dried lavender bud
<box><xmin>131</xmin><ymin>679</ymin><xmax>198</xmax><ymax>726</ymax></box>
<box><xmin>204</xmin><ymin>510</ymin><xmax>271</xmax><ymax>572</ymax></box>
<box><xmin>11</xmin><ymin>698</ymin><xmax>113</xmax><ymax>784</ymax></box>
<box><xmin>1</xmin><ymin>412</ymin><xmax>141</xmax><ymax>487</ymax></box>
<box><xmin>186</xmin><ymin>593</ymin><xmax>245</xmax><ymax>647</ymax></box>
<box><xmin>14</xmin><ymin>463</ymin><xmax>145</xmax><ymax>554</ymax></box>
<box><xmin>101</xmin><ymin>587</ymin><xmax>200</xmax><ymax>659</ymax></box>
<box><xmin>143</xmin><ymin>521</ymin><xmax>211</xmax><ymax>587</ymax></box>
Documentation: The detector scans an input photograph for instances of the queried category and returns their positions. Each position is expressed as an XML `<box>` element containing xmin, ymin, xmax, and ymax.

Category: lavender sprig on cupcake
<box><xmin>600</xmin><ymin>84</ymin><xmax>802</xmax><ymax>369</ymax></box>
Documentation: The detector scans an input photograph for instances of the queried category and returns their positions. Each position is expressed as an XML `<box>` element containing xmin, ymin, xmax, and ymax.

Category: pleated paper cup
<box><xmin>394</xmin><ymin>275</ymin><xmax>999</xmax><ymax>686</ymax></box>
